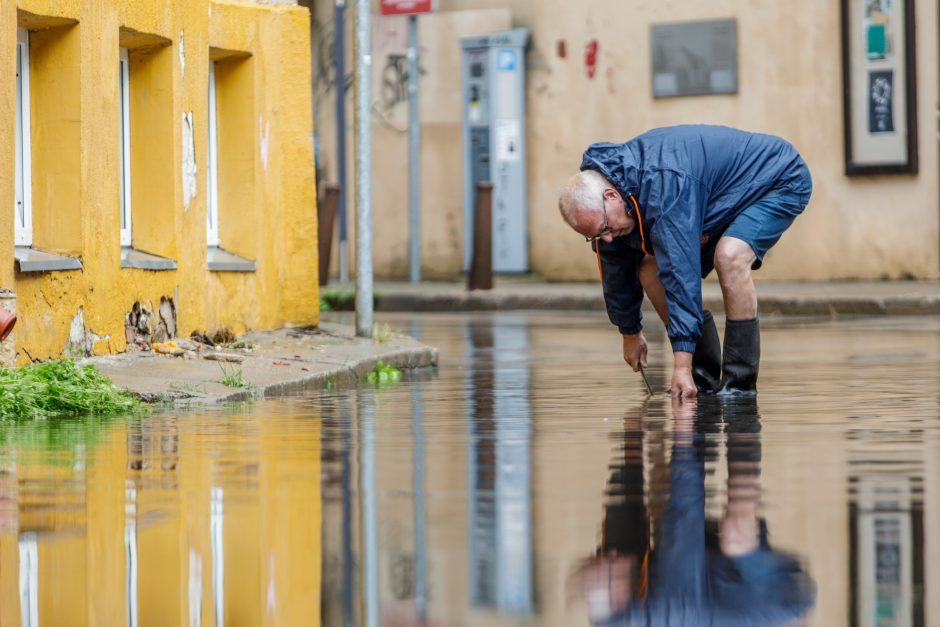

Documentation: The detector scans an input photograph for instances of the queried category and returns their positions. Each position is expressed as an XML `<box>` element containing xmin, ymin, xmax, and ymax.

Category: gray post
<box><xmin>334</xmin><ymin>0</ymin><xmax>349</xmax><ymax>283</ymax></box>
<box><xmin>354</xmin><ymin>0</ymin><xmax>373</xmax><ymax>338</ymax></box>
<box><xmin>407</xmin><ymin>14</ymin><xmax>421</xmax><ymax>283</ymax></box>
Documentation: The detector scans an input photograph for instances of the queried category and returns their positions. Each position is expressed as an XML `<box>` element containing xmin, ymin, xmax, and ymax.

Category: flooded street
<box><xmin>1</xmin><ymin>312</ymin><xmax>939</xmax><ymax>626</ymax></box>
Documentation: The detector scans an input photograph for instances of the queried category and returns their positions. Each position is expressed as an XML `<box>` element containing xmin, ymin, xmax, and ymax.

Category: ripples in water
<box><xmin>0</xmin><ymin>312</ymin><xmax>936</xmax><ymax>626</ymax></box>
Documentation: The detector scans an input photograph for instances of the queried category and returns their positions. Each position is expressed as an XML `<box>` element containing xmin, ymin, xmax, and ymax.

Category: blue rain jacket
<box><xmin>582</xmin><ymin>125</ymin><xmax>806</xmax><ymax>353</ymax></box>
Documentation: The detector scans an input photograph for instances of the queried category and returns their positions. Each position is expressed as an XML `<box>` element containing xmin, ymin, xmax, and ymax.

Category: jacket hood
<box><xmin>580</xmin><ymin>142</ymin><xmax>641</xmax><ymax>198</ymax></box>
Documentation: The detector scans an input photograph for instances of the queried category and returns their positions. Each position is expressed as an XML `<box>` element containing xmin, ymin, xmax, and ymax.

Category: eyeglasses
<box><xmin>585</xmin><ymin>204</ymin><xmax>611</xmax><ymax>243</ymax></box>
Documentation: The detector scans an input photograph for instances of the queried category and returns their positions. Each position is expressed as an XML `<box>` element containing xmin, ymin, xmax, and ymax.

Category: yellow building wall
<box><xmin>0</xmin><ymin>0</ymin><xmax>318</xmax><ymax>362</ymax></box>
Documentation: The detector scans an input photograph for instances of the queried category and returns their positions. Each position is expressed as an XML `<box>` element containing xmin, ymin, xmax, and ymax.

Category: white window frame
<box><xmin>206</xmin><ymin>61</ymin><xmax>220</xmax><ymax>247</ymax></box>
<box><xmin>15</xmin><ymin>28</ymin><xmax>33</xmax><ymax>247</ymax></box>
<box><xmin>119</xmin><ymin>48</ymin><xmax>132</xmax><ymax>246</ymax></box>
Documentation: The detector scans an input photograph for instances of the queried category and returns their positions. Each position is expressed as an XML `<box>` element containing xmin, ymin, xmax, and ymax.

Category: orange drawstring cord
<box><xmin>595</xmin><ymin>244</ymin><xmax>603</xmax><ymax>281</ymax></box>
<box><xmin>629</xmin><ymin>195</ymin><xmax>650</xmax><ymax>256</ymax></box>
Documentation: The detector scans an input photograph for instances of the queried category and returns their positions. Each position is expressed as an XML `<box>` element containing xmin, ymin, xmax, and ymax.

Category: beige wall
<box><xmin>309</xmin><ymin>3</ymin><xmax>512</xmax><ymax>279</ymax></box>
<box><xmin>313</xmin><ymin>1</ymin><xmax>939</xmax><ymax>281</ymax></box>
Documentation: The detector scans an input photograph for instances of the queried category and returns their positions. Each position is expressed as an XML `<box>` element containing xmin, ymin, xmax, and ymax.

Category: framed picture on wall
<box><xmin>841</xmin><ymin>0</ymin><xmax>918</xmax><ymax>174</ymax></box>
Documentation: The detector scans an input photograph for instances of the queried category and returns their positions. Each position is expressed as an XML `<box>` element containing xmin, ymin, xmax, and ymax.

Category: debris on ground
<box><xmin>212</xmin><ymin>327</ymin><xmax>237</xmax><ymax>345</ymax></box>
<box><xmin>204</xmin><ymin>352</ymin><xmax>246</xmax><ymax>364</ymax></box>
<box><xmin>153</xmin><ymin>341</ymin><xmax>185</xmax><ymax>357</ymax></box>
<box><xmin>190</xmin><ymin>330</ymin><xmax>215</xmax><ymax>346</ymax></box>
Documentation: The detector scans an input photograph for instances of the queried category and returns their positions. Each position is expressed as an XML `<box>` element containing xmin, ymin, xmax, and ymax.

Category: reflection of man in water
<box><xmin>570</xmin><ymin>398</ymin><xmax>816</xmax><ymax>625</ymax></box>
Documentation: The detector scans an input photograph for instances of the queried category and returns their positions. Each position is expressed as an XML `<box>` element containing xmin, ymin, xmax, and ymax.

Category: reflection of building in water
<box><xmin>848</xmin><ymin>427</ymin><xmax>925</xmax><ymax>626</ymax></box>
<box><xmin>320</xmin><ymin>394</ymin><xmax>359</xmax><ymax>627</ymax></box>
<box><xmin>0</xmin><ymin>408</ymin><xmax>322</xmax><ymax>626</ymax></box>
<box><xmin>466</xmin><ymin>317</ymin><xmax>534</xmax><ymax>613</ymax></box>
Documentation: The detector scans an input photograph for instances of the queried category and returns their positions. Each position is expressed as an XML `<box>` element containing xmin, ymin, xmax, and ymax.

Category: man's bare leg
<box><xmin>714</xmin><ymin>237</ymin><xmax>757</xmax><ymax>319</ymax></box>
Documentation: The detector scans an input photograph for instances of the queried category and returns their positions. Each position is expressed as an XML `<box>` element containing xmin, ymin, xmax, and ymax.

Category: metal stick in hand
<box><xmin>639</xmin><ymin>365</ymin><xmax>654</xmax><ymax>396</ymax></box>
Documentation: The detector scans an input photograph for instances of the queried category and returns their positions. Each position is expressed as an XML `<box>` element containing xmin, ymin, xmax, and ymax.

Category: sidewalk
<box><xmin>89</xmin><ymin>323</ymin><xmax>438</xmax><ymax>405</ymax></box>
<box><xmin>321</xmin><ymin>278</ymin><xmax>940</xmax><ymax>317</ymax></box>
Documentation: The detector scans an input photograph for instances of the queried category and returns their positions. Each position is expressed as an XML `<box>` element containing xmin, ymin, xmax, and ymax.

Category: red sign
<box><xmin>380</xmin><ymin>0</ymin><xmax>435</xmax><ymax>15</ymax></box>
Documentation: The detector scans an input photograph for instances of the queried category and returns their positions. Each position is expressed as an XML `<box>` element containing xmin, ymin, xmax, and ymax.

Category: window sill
<box><xmin>121</xmin><ymin>247</ymin><xmax>177</xmax><ymax>271</ymax></box>
<box><xmin>207</xmin><ymin>247</ymin><xmax>256</xmax><ymax>272</ymax></box>
<box><xmin>14</xmin><ymin>246</ymin><xmax>83</xmax><ymax>272</ymax></box>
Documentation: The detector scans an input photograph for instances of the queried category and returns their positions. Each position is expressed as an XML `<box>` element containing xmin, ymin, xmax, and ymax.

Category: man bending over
<box><xmin>558</xmin><ymin>125</ymin><xmax>812</xmax><ymax>397</ymax></box>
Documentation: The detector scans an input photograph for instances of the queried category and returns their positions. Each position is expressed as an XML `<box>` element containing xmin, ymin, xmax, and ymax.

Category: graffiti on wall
<box><xmin>585</xmin><ymin>39</ymin><xmax>599</xmax><ymax>79</ymax></box>
<box><xmin>380</xmin><ymin>54</ymin><xmax>410</xmax><ymax>111</ymax></box>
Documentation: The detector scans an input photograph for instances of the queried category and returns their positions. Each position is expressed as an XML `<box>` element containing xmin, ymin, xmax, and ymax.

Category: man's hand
<box><xmin>671</xmin><ymin>351</ymin><xmax>696</xmax><ymax>398</ymax></box>
<box><xmin>622</xmin><ymin>333</ymin><xmax>648</xmax><ymax>372</ymax></box>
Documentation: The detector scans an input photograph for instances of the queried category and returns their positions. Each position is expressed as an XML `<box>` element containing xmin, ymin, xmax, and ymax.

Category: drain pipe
<box><xmin>354</xmin><ymin>0</ymin><xmax>373</xmax><ymax>338</ymax></box>
<box><xmin>334</xmin><ymin>0</ymin><xmax>349</xmax><ymax>284</ymax></box>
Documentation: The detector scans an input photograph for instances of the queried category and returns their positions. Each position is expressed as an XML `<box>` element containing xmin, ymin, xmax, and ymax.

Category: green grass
<box><xmin>320</xmin><ymin>288</ymin><xmax>355</xmax><ymax>311</ymax></box>
<box><xmin>0</xmin><ymin>359</ymin><xmax>141</xmax><ymax>420</ymax></box>
<box><xmin>372</xmin><ymin>323</ymin><xmax>393</xmax><ymax>343</ymax></box>
<box><xmin>0</xmin><ymin>414</ymin><xmax>117</xmax><ymax>466</ymax></box>
<box><xmin>218</xmin><ymin>364</ymin><xmax>249</xmax><ymax>388</ymax></box>
<box><xmin>367</xmin><ymin>360</ymin><xmax>401</xmax><ymax>386</ymax></box>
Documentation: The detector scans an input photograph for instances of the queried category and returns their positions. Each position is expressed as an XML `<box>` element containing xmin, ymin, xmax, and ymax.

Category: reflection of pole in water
<box><xmin>359</xmin><ymin>391</ymin><xmax>379</xmax><ymax>627</ymax></box>
<box><xmin>466</xmin><ymin>316</ymin><xmax>534</xmax><ymax>613</ymax></box>
<box><xmin>125</xmin><ymin>482</ymin><xmax>139</xmax><ymax>627</ymax></box>
<box><xmin>341</xmin><ymin>395</ymin><xmax>356</xmax><ymax>627</ymax></box>
<box><xmin>19</xmin><ymin>532</ymin><xmax>38</xmax><ymax>627</ymax></box>
<box><xmin>411</xmin><ymin>380</ymin><xmax>428</xmax><ymax>622</ymax></box>
<box><xmin>210</xmin><ymin>487</ymin><xmax>224</xmax><ymax>627</ymax></box>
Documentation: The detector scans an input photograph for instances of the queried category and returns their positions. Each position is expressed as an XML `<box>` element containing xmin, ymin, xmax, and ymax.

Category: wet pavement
<box><xmin>0</xmin><ymin>311</ymin><xmax>938</xmax><ymax>626</ymax></box>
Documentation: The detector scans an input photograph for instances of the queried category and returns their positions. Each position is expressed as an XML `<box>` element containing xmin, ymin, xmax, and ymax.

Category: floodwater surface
<box><xmin>0</xmin><ymin>312</ymin><xmax>938</xmax><ymax>627</ymax></box>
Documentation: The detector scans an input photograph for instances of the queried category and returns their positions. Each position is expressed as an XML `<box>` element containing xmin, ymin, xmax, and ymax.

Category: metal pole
<box><xmin>468</xmin><ymin>181</ymin><xmax>493</xmax><ymax>290</ymax></box>
<box><xmin>334</xmin><ymin>0</ymin><xmax>349</xmax><ymax>283</ymax></box>
<box><xmin>407</xmin><ymin>15</ymin><xmax>421</xmax><ymax>283</ymax></box>
<box><xmin>354</xmin><ymin>0</ymin><xmax>373</xmax><ymax>337</ymax></box>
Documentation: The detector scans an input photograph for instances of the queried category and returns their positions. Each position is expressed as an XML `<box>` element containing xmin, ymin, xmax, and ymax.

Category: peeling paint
<box><xmin>259</xmin><ymin>115</ymin><xmax>270</xmax><ymax>171</ymax></box>
<box><xmin>182</xmin><ymin>112</ymin><xmax>198</xmax><ymax>209</ymax></box>
<box><xmin>65</xmin><ymin>307</ymin><xmax>108</xmax><ymax>357</ymax></box>
<box><xmin>125</xmin><ymin>301</ymin><xmax>153</xmax><ymax>349</ymax></box>
<box><xmin>179</xmin><ymin>31</ymin><xmax>186</xmax><ymax>79</ymax></box>
<box><xmin>124</xmin><ymin>297</ymin><xmax>177</xmax><ymax>348</ymax></box>
<box><xmin>158</xmin><ymin>296</ymin><xmax>177</xmax><ymax>341</ymax></box>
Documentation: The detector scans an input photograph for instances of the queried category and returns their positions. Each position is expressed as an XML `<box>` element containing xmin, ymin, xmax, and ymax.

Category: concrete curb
<box><xmin>91</xmin><ymin>324</ymin><xmax>439</xmax><ymax>407</ymax></box>
<box><xmin>251</xmin><ymin>346</ymin><xmax>437</xmax><ymax>402</ymax></box>
<box><xmin>342</xmin><ymin>281</ymin><xmax>940</xmax><ymax>317</ymax></box>
<box><xmin>375</xmin><ymin>291</ymin><xmax>606</xmax><ymax>312</ymax></box>
<box><xmin>370</xmin><ymin>292</ymin><xmax>940</xmax><ymax>317</ymax></box>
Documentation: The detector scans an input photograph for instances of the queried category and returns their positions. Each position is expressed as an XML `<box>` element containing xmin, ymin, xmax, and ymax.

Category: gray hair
<box><xmin>558</xmin><ymin>169</ymin><xmax>610</xmax><ymax>227</ymax></box>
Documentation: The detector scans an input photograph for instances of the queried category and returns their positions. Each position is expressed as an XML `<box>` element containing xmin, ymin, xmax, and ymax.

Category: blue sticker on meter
<box><xmin>497</xmin><ymin>49</ymin><xmax>516</xmax><ymax>71</ymax></box>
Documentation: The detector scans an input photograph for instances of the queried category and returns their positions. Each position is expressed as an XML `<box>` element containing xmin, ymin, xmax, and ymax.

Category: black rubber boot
<box><xmin>718</xmin><ymin>317</ymin><xmax>760</xmax><ymax>395</ymax></box>
<box><xmin>692</xmin><ymin>310</ymin><xmax>722</xmax><ymax>394</ymax></box>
